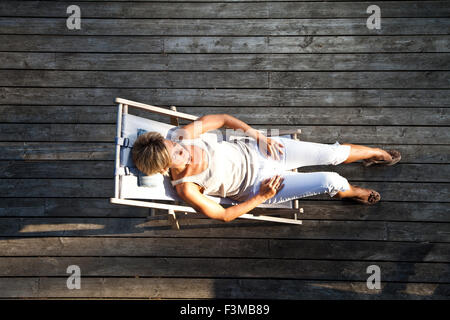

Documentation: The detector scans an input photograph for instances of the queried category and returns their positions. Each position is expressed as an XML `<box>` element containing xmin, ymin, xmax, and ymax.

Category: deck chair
<box><xmin>110</xmin><ymin>98</ymin><xmax>304</xmax><ymax>229</ymax></box>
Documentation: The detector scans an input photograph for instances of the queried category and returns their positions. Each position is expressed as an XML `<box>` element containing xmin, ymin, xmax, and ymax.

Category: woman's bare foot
<box><xmin>334</xmin><ymin>185</ymin><xmax>381</xmax><ymax>205</ymax></box>
<box><xmin>342</xmin><ymin>144</ymin><xmax>394</xmax><ymax>164</ymax></box>
<box><xmin>363</xmin><ymin>149</ymin><xmax>401</xmax><ymax>167</ymax></box>
<box><xmin>371</xmin><ymin>148</ymin><xmax>393</xmax><ymax>162</ymax></box>
<box><xmin>350</xmin><ymin>185</ymin><xmax>381</xmax><ymax>204</ymax></box>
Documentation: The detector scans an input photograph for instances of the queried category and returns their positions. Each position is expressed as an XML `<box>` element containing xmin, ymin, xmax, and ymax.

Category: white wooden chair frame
<box><xmin>110</xmin><ymin>98</ymin><xmax>304</xmax><ymax>229</ymax></box>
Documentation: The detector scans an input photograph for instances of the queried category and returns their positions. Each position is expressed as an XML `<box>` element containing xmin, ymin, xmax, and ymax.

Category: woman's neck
<box><xmin>170</xmin><ymin>164</ymin><xmax>188</xmax><ymax>176</ymax></box>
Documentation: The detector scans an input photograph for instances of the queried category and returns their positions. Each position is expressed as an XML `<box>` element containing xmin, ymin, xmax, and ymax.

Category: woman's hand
<box><xmin>257</xmin><ymin>136</ymin><xmax>285</xmax><ymax>161</ymax></box>
<box><xmin>259</xmin><ymin>175</ymin><xmax>285</xmax><ymax>201</ymax></box>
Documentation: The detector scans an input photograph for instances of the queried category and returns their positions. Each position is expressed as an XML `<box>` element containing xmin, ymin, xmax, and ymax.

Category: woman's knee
<box><xmin>317</xmin><ymin>172</ymin><xmax>350</xmax><ymax>194</ymax></box>
<box><xmin>328</xmin><ymin>142</ymin><xmax>352</xmax><ymax>166</ymax></box>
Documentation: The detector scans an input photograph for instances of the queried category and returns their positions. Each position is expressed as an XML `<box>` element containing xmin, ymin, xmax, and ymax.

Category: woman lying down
<box><xmin>131</xmin><ymin>113</ymin><xmax>401</xmax><ymax>222</ymax></box>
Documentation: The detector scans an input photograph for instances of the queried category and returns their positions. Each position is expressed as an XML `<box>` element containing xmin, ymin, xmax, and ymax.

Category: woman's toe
<box><xmin>368</xmin><ymin>191</ymin><xmax>381</xmax><ymax>204</ymax></box>
<box><xmin>387</xmin><ymin>150</ymin><xmax>401</xmax><ymax>161</ymax></box>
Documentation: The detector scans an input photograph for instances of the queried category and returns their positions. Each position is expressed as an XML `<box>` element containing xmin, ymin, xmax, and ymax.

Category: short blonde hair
<box><xmin>132</xmin><ymin>131</ymin><xmax>172</xmax><ymax>176</ymax></box>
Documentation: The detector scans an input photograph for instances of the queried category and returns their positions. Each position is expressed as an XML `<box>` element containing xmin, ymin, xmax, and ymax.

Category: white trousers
<box><xmin>249</xmin><ymin>136</ymin><xmax>352</xmax><ymax>204</ymax></box>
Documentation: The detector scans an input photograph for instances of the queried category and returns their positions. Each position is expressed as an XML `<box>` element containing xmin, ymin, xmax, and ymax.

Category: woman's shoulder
<box><xmin>174</xmin><ymin>181</ymin><xmax>205</xmax><ymax>196</ymax></box>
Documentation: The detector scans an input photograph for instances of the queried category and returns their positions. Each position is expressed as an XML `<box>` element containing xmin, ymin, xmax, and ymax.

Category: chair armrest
<box><xmin>115</xmin><ymin>98</ymin><xmax>198</xmax><ymax>121</ymax></box>
<box><xmin>169</xmin><ymin>106</ymin><xmax>179</xmax><ymax>126</ymax></box>
<box><xmin>265</xmin><ymin>128</ymin><xmax>302</xmax><ymax>137</ymax></box>
<box><xmin>227</xmin><ymin>128</ymin><xmax>301</xmax><ymax>141</ymax></box>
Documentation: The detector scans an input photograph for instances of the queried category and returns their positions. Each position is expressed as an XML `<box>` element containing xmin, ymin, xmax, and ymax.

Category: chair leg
<box><xmin>168</xmin><ymin>209</ymin><xmax>180</xmax><ymax>230</ymax></box>
<box><xmin>291</xmin><ymin>132</ymin><xmax>301</xmax><ymax>211</ymax></box>
<box><xmin>169</xmin><ymin>106</ymin><xmax>179</xmax><ymax>126</ymax></box>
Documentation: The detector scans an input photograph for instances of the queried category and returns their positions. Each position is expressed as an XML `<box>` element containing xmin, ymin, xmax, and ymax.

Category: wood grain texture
<box><xmin>0</xmin><ymin>106</ymin><xmax>448</xmax><ymax>126</ymax></box>
<box><xmin>1</xmin><ymin>18</ymin><xmax>449</xmax><ymax>35</ymax></box>
<box><xmin>0</xmin><ymin>52</ymin><xmax>450</xmax><ymax>73</ymax></box>
<box><xmin>1</xmin><ymin>70</ymin><xmax>449</xmax><ymax>88</ymax></box>
<box><xmin>1</xmin><ymin>124</ymin><xmax>447</xmax><ymax>144</ymax></box>
<box><xmin>0</xmin><ymin>217</ymin><xmax>449</xmax><ymax>242</ymax></box>
<box><xmin>2</xmin><ymin>1</ymin><xmax>449</xmax><ymax>18</ymax></box>
<box><xmin>0</xmin><ymin>257</ymin><xmax>449</xmax><ymax>283</ymax></box>
<box><xmin>1</xmin><ymin>237</ymin><xmax>449</xmax><ymax>262</ymax></box>
<box><xmin>2</xmin><ymin>52</ymin><xmax>450</xmax><ymax>70</ymax></box>
<box><xmin>1</xmin><ymin>35</ymin><xmax>448</xmax><ymax>53</ymax></box>
<box><xmin>0</xmin><ymin>277</ymin><xmax>448</xmax><ymax>299</ymax></box>
<box><xmin>2</xmin><ymin>88</ymin><xmax>448</xmax><ymax>106</ymax></box>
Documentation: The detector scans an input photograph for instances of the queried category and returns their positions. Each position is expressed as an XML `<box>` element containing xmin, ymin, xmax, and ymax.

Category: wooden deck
<box><xmin>0</xmin><ymin>0</ymin><xmax>449</xmax><ymax>299</ymax></box>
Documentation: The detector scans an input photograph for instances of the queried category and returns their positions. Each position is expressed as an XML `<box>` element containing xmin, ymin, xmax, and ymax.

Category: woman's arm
<box><xmin>221</xmin><ymin>114</ymin><xmax>285</xmax><ymax>160</ymax></box>
<box><xmin>179</xmin><ymin>113</ymin><xmax>284</xmax><ymax>159</ymax></box>
<box><xmin>179</xmin><ymin>114</ymin><xmax>262</xmax><ymax>141</ymax></box>
<box><xmin>176</xmin><ymin>175</ymin><xmax>284</xmax><ymax>222</ymax></box>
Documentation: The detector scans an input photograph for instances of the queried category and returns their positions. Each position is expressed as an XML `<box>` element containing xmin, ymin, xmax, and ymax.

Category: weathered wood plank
<box><xmin>0</xmin><ymin>161</ymin><xmax>112</xmax><ymax>178</ymax></box>
<box><xmin>0</xmin><ymin>179</ymin><xmax>114</xmax><ymax>197</ymax></box>
<box><xmin>1</xmin><ymin>18</ymin><xmax>448</xmax><ymax>35</ymax></box>
<box><xmin>168</xmin><ymin>36</ymin><xmax>450</xmax><ymax>53</ymax></box>
<box><xmin>8</xmin><ymin>2</ymin><xmax>268</xmax><ymax>18</ymax></box>
<box><xmin>1</xmin><ymin>161</ymin><xmax>448</xmax><ymax>184</ymax></box>
<box><xmin>178</xmin><ymin>107</ymin><xmax>449</xmax><ymax>126</ymax></box>
<box><xmin>288</xmin><ymin>126</ymin><xmax>450</xmax><ymax>145</ymax></box>
<box><xmin>1</xmin><ymin>35</ymin><xmax>447</xmax><ymax>53</ymax></box>
<box><xmin>296</xmin><ymin>201</ymin><xmax>450</xmax><ymax>222</ymax></box>
<box><xmin>0</xmin><ymin>143</ymin><xmax>448</xmax><ymax>163</ymax></box>
<box><xmin>2</xmin><ymin>52</ymin><xmax>449</xmax><ymax>71</ymax></box>
<box><xmin>0</xmin><ymin>124</ymin><xmax>115</xmax><ymax>141</ymax></box>
<box><xmin>1</xmin><ymin>198</ymin><xmax>449</xmax><ymax>223</ymax></box>
<box><xmin>1</xmin><ymin>106</ymin><xmax>449</xmax><ymax>126</ymax></box>
<box><xmin>0</xmin><ymin>71</ymin><xmax>269</xmax><ymax>88</ymax></box>
<box><xmin>0</xmin><ymin>35</ymin><xmax>163</xmax><ymax>52</ymax></box>
<box><xmin>306</xmin><ymin>164</ymin><xmax>450</xmax><ymax>183</ymax></box>
<box><xmin>1</xmin><ymin>217</ymin><xmax>449</xmax><ymax>242</ymax></box>
<box><xmin>2</xmin><ymin>88</ymin><xmax>448</xmax><ymax>107</ymax></box>
<box><xmin>0</xmin><ymin>198</ymin><xmax>147</xmax><ymax>218</ymax></box>
<box><xmin>1</xmin><ymin>237</ymin><xmax>449</xmax><ymax>262</ymax></box>
<box><xmin>2</xmin><ymin>70</ymin><xmax>448</xmax><ymax>89</ymax></box>
<box><xmin>267</xmin><ymin>2</ymin><xmax>450</xmax><ymax>18</ymax></box>
<box><xmin>0</xmin><ymin>124</ymin><xmax>447</xmax><ymax>144</ymax></box>
<box><xmin>0</xmin><ymin>106</ymin><xmax>116</xmax><ymax>123</ymax></box>
<box><xmin>0</xmin><ymin>142</ymin><xmax>114</xmax><ymax>160</ymax></box>
<box><xmin>270</xmin><ymin>71</ymin><xmax>450</xmax><ymax>89</ymax></box>
<box><xmin>0</xmin><ymin>277</ymin><xmax>448</xmax><ymax>299</ymax></box>
<box><xmin>1</xmin><ymin>257</ymin><xmax>449</xmax><ymax>283</ymax></box>
<box><xmin>2</xmin><ymin>1</ymin><xmax>448</xmax><ymax>18</ymax></box>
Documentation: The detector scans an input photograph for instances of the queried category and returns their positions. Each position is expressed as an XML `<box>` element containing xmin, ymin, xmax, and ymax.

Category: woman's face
<box><xmin>163</xmin><ymin>139</ymin><xmax>190</xmax><ymax>168</ymax></box>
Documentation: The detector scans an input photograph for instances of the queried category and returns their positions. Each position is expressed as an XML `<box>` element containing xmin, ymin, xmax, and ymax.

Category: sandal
<box><xmin>350</xmin><ymin>186</ymin><xmax>381</xmax><ymax>205</ymax></box>
<box><xmin>362</xmin><ymin>149</ymin><xmax>401</xmax><ymax>167</ymax></box>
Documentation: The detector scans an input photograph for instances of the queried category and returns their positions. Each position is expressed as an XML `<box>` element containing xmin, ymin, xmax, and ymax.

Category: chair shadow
<box><xmin>0</xmin><ymin>213</ymin><xmax>282</xmax><ymax>239</ymax></box>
